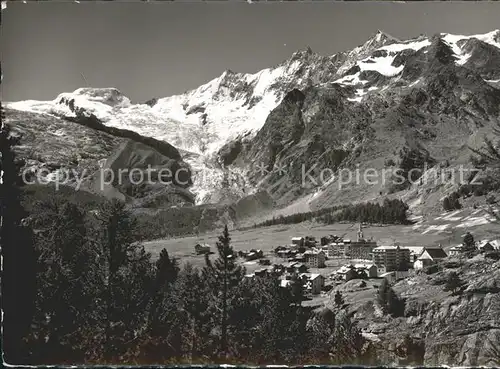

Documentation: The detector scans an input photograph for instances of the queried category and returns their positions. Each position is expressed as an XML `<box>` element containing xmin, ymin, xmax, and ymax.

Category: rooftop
<box><xmin>280</xmin><ymin>280</ymin><xmax>292</xmax><ymax>288</ymax></box>
<box><xmin>374</xmin><ymin>245</ymin><xmax>399</xmax><ymax>250</ymax></box>
<box><xmin>478</xmin><ymin>239</ymin><xmax>499</xmax><ymax>249</ymax></box>
<box><xmin>354</xmin><ymin>263</ymin><xmax>375</xmax><ymax>269</ymax></box>
<box><xmin>419</xmin><ymin>248</ymin><xmax>448</xmax><ymax>259</ymax></box>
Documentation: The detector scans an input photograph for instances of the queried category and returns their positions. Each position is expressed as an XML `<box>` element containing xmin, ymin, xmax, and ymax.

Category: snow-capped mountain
<box><xmin>6</xmin><ymin>29</ymin><xmax>500</xmax><ymax>208</ymax></box>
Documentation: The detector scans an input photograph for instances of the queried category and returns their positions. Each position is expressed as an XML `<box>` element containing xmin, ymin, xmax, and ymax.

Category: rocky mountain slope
<box><xmin>336</xmin><ymin>254</ymin><xmax>500</xmax><ymax>366</ymax></box>
<box><xmin>232</xmin><ymin>31</ymin><xmax>500</xmax><ymax>214</ymax></box>
<box><xmin>5</xmin><ymin>29</ymin><xmax>500</xmax><ymax>224</ymax></box>
<box><xmin>4</xmin><ymin>107</ymin><xmax>194</xmax><ymax>208</ymax></box>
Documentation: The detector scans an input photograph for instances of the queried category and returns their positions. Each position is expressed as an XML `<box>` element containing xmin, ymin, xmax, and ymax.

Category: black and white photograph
<box><xmin>1</xmin><ymin>0</ymin><xmax>500</xmax><ymax>366</ymax></box>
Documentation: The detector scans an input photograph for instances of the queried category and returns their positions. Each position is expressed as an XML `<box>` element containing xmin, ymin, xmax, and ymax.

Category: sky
<box><xmin>1</xmin><ymin>1</ymin><xmax>500</xmax><ymax>103</ymax></box>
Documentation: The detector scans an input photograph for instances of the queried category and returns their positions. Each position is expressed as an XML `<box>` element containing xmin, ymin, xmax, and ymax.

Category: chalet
<box><xmin>414</xmin><ymin>247</ymin><xmax>448</xmax><ymax>270</ymax></box>
<box><xmin>448</xmin><ymin>244</ymin><xmax>463</xmax><ymax>257</ymax></box>
<box><xmin>280</xmin><ymin>279</ymin><xmax>292</xmax><ymax>288</ymax></box>
<box><xmin>291</xmin><ymin>237</ymin><xmax>305</xmax><ymax>247</ymax></box>
<box><xmin>354</xmin><ymin>263</ymin><xmax>378</xmax><ymax>278</ymax></box>
<box><xmin>333</xmin><ymin>262</ymin><xmax>376</xmax><ymax>280</ymax></box>
<box><xmin>245</xmin><ymin>249</ymin><xmax>264</xmax><ymax>261</ymax></box>
<box><xmin>271</xmin><ymin>264</ymin><xmax>286</xmax><ymax>276</ymax></box>
<box><xmin>194</xmin><ymin>243</ymin><xmax>211</xmax><ymax>255</ymax></box>
<box><xmin>321</xmin><ymin>234</ymin><xmax>343</xmax><ymax>246</ymax></box>
<box><xmin>277</xmin><ymin>248</ymin><xmax>297</xmax><ymax>259</ymax></box>
<box><xmin>274</xmin><ymin>245</ymin><xmax>287</xmax><ymax>254</ymax></box>
<box><xmin>478</xmin><ymin>240</ymin><xmax>495</xmax><ymax>253</ymax></box>
<box><xmin>300</xmin><ymin>273</ymin><xmax>325</xmax><ymax>295</ymax></box>
<box><xmin>334</xmin><ymin>265</ymin><xmax>358</xmax><ymax>282</ymax></box>
<box><xmin>285</xmin><ymin>262</ymin><xmax>308</xmax><ymax>274</ymax></box>
<box><xmin>305</xmin><ymin>236</ymin><xmax>317</xmax><ymax>247</ymax></box>
<box><xmin>259</xmin><ymin>258</ymin><xmax>271</xmax><ymax>265</ymax></box>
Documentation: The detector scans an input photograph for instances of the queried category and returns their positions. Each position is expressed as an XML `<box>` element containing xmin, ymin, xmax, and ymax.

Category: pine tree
<box><xmin>95</xmin><ymin>199</ymin><xmax>154</xmax><ymax>361</ymax></box>
<box><xmin>377</xmin><ymin>278</ymin><xmax>389</xmax><ymax>311</ymax></box>
<box><xmin>386</xmin><ymin>287</ymin><xmax>402</xmax><ymax>316</ymax></box>
<box><xmin>155</xmin><ymin>248</ymin><xmax>179</xmax><ymax>288</ymax></box>
<box><xmin>175</xmin><ymin>263</ymin><xmax>211</xmax><ymax>362</ymax></box>
<box><xmin>250</xmin><ymin>275</ymin><xmax>307</xmax><ymax>363</ymax></box>
<box><xmin>377</xmin><ymin>278</ymin><xmax>401</xmax><ymax>315</ymax></box>
<box><xmin>444</xmin><ymin>271</ymin><xmax>464</xmax><ymax>295</ymax></box>
<box><xmin>0</xmin><ymin>117</ymin><xmax>37</xmax><ymax>364</ymax></box>
<box><xmin>443</xmin><ymin>197</ymin><xmax>452</xmax><ymax>211</ymax></box>
<box><xmin>462</xmin><ymin>231</ymin><xmax>476</xmax><ymax>256</ymax></box>
<box><xmin>29</xmin><ymin>201</ymin><xmax>98</xmax><ymax>362</ymax></box>
<box><xmin>203</xmin><ymin>225</ymin><xmax>245</xmax><ymax>359</ymax></box>
<box><xmin>329</xmin><ymin>310</ymin><xmax>364</xmax><ymax>364</ymax></box>
<box><xmin>334</xmin><ymin>290</ymin><xmax>345</xmax><ymax>308</ymax></box>
<box><xmin>469</xmin><ymin>121</ymin><xmax>500</xmax><ymax>220</ymax></box>
<box><xmin>289</xmin><ymin>272</ymin><xmax>305</xmax><ymax>307</ymax></box>
<box><xmin>145</xmin><ymin>248</ymin><xmax>182</xmax><ymax>360</ymax></box>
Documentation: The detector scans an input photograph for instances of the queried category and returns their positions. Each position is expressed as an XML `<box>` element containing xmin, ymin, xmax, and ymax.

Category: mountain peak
<box><xmin>291</xmin><ymin>46</ymin><xmax>314</xmax><ymax>58</ymax></box>
<box><xmin>371</xmin><ymin>29</ymin><xmax>400</xmax><ymax>43</ymax></box>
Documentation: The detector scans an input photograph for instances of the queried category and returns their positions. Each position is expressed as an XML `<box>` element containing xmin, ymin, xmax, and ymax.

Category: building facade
<box><xmin>372</xmin><ymin>245</ymin><xmax>411</xmax><ymax>273</ymax></box>
<box><xmin>413</xmin><ymin>247</ymin><xmax>447</xmax><ymax>270</ymax></box>
<box><xmin>303</xmin><ymin>250</ymin><xmax>326</xmax><ymax>268</ymax></box>
<box><xmin>343</xmin><ymin>223</ymin><xmax>377</xmax><ymax>260</ymax></box>
<box><xmin>301</xmin><ymin>273</ymin><xmax>325</xmax><ymax>295</ymax></box>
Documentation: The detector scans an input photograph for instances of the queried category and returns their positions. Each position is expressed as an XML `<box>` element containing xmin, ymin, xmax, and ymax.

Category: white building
<box><xmin>300</xmin><ymin>273</ymin><xmax>325</xmax><ymax>295</ymax></box>
<box><xmin>478</xmin><ymin>239</ymin><xmax>499</xmax><ymax>252</ymax></box>
<box><xmin>354</xmin><ymin>263</ymin><xmax>378</xmax><ymax>278</ymax></box>
<box><xmin>372</xmin><ymin>245</ymin><xmax>411</xmax><ymax>273</ymax></box>
<box><xmin>448</xmin><ymin>244</ymin><xmax>463</xmax><ymax>256</ymax></box>
<box><xmin>291</xmin><ymin>237</ymin><xmax>305</xmax><ymax>247</ymax></box>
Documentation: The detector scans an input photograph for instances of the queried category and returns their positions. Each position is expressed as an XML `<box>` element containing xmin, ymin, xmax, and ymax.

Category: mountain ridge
<box><xmin>5</xmin><ymin>30</ymin><xmax>500</xmax><ymax>219</ymax></box>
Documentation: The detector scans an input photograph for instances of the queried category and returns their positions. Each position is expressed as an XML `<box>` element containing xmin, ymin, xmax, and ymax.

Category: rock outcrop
<box><xmin>356</xmin><ymin>256</ymin><xmax>500</xmax><ymax>366</ymax></box>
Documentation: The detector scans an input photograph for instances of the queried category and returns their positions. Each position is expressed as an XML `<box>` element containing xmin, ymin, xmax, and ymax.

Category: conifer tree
<box><xmin>155</xmin><ymin>248</ymin><xmax>179</xmax><ymax>289</ymax></box>
<box><xmin>0</xmin><ymin>115</ymin><xmax>37</xmax><ymax>364</ymax></box>
<box><xmin>203</xmin><ymin>225</ymin><xmax>245</xmax><ymax>359</ymax></box>
<box><xmin>95</xmin><ymin>199</ymin><xmax>154</xmax><ymax>361</ymax></box>
<box><xmin>469</xmin><ymin>121</ymin><xmax>500</xmax><ymax>220</ymax></box>
<box><xmin>334</xmin><ymin>290</ymin><xmax>345</xmax><ymax>308</ymax></box>
<box><xmin>330</xmin><ymin>310</ymin><xmax>364</xmax><ymax>364</ymax></box>
<box><xmin>29</xmin><ymin>202</ymin><xmax>98</xmax><ymax>362</ymax></box>
<box><xmin>377</xmin><ymin>278</ymin><xmax>401</xmax><ymax>316</ymax></box>
<box><xmin>289</xmin><ymin>272</ymin><xmax>305</xmax><ymax>307</ymax></box>
<box><xmin>175</xmin><ymin>263</ymin><xmax>211</xmax><ymax>361</ymax></box>
<box><xmin>462</xmin><ymin>231</ymin><xmax>476</xmax><ymax>256</ymax></box>
<box><xmin>444</xmin><ymin>271</ymin><xmax>465</xmax><ymax>295</ymax></box>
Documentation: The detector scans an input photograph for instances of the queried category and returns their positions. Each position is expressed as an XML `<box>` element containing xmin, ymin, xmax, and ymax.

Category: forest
<box><xmin>251</xmin><ymin>198</ymin><xmax>410</xmax><ymax>229</ymax></box>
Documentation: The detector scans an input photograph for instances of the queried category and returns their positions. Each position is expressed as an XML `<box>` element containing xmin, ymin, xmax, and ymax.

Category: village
<box><xmin>195</xmin><ymin>224</ymin><xmax>500</xmax><ymax>303</ymax></box>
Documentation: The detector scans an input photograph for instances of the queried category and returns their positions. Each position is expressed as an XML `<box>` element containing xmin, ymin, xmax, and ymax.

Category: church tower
<box><xmin>357</xmin><ymin>223</ymin><xmax>364</xmax><ymax>242</ymax></box>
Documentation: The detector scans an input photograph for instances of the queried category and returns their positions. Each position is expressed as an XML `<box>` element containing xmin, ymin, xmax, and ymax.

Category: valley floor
<box><xmin>143</xmin><ymin>218</ymin><xmax>500</xmax><ymax>266</ymax></box>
